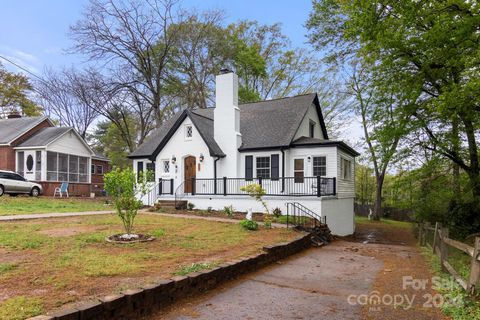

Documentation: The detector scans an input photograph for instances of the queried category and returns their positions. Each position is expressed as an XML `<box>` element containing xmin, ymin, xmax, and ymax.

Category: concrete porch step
<box><xmin>157</xmin><ymin>200</ymin><xmax>187</xmax><ymax>209</ymax></box>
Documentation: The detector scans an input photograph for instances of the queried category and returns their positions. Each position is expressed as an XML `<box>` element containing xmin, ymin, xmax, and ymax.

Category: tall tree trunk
<box><xmin>373</xmin><ymin>174</ymin><xmax>385</xmax><ymax>220</ymax></box>
<box><xmin>452</xmin><ymin>117</ymin><xmax>461</xmax><ymax>200</ymax></box>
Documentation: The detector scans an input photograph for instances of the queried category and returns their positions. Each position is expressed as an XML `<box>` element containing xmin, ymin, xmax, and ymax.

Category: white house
<box><xmin>129</xmin><ymin>70</ymin><xmax>359</xmax><ymax>235</ymax></box>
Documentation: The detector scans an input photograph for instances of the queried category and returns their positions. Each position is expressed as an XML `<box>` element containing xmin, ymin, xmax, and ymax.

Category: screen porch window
<box><xmin>313</xmin><ymin>156</ymin><xmax>326</xmax><ymax>177</ymax></box>
<box><xmin>47</xmin><ymin>151</ymin><xmax>89</xmax><ymax>182</ymax></box>
<box><xmin>294</xmin><ymin>159</ymin><xmax>304</xmax><ymax>183</ymax></box>
<box><xmin>79</xmin><ymin>157</ymin><xmax>88</xmax><ymax>182</ymax></box>
<box><xmin>256</xmin><ymin>157</ymin><xmax>270</xmax><ymax>179</ymax></box>
<box><xmin>35</xmin><ymin>151</ymin><xmax>42</xmax><ymax>180</ymax></box>
<box><xmin>17</xmin><ymin>151</ymin><xmax>24</xmax><ymax>177</ymax></box>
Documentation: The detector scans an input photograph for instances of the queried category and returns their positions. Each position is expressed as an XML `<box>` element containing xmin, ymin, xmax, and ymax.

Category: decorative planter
<box><xmin>105</xmin><ymin>234</ymin><xmax>156</xmax><ymax>244</ymax></box>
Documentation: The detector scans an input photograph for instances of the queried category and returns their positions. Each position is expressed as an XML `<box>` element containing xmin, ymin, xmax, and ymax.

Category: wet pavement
<box><xmin>148</xmin><ymin>241</ymin><xmax>383</xmax><ymax>320</ymax></box>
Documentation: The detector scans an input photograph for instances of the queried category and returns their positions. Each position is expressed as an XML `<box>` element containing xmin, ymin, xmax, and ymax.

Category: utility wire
<box><xmin>0</xmin><ymin>54</ymin><xmax>49</xmax><ymax>86</ymax></box>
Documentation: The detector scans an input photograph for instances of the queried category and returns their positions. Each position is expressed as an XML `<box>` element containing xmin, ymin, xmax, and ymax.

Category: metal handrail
<box><xmin>174</xmin><ymin>181</ymin><xmax>187</xmax><ymax>209</ymax></box>
<box><xmin>285</xmin><ymin>202</ymin><xmax>326</xmax><ymax>230</ymax></box>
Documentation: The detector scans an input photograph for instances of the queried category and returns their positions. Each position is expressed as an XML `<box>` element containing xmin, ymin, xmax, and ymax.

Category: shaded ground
<box><xmin>146</xmin><ymin>219</ymin><xmax>448</xmax><ymax>320</ymax></box>
<box><xmin>0</xmin><ymin>214</ymin><xmax>295</xmax><ymax>319</ymax></box>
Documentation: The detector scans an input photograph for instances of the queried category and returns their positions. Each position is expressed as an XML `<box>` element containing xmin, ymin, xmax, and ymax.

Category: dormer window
<box><xmin>185</xmin><ymin>125</ymin><xmax>193</xmax><ymax>140</ymax></box>
<box><xmin>309</xmin><ymin>120</ymin><xmax>316</xmax><ymax>138</ymax></box>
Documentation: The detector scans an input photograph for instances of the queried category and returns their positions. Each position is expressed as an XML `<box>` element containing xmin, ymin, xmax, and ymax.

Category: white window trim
<box><xmin>185</xmin><ymin>124</ymin><xmax>193</xmax><ymax>140</ymax></box>
<box><xmin>340</xmin><ymin>157</ymin><xmax>353</xmax><ymax>181</ymax></box>
<box><xmin>162</xmin><ymin>159</ymin><xmax>170</xmax><ymax>176</ymax></box>
<box><xmin>312</xmin><ymin>155</ymin><xmax>327</xmax><ymax>177</ymax></box>
<box><xmin>255</xmin><ymin>156</ymin><xmax>271</xmax><ymax>179</ymax></box>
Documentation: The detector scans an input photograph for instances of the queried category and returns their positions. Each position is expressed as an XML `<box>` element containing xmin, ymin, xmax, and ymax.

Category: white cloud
<box><xmin>0</xmin><ymin>45</ymin><xmax>40</xmax><ymax>75</ymax></box>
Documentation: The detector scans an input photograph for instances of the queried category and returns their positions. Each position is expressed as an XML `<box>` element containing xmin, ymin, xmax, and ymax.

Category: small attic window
<box><xmin>185</xmin><ymin>125</ymin><xmax>193</xmax><ymax>139</ymax></box>
<box><xmin>309</xmin><ymin>120</ymin><xmax>316</xmax><ymax>138</ymax></box>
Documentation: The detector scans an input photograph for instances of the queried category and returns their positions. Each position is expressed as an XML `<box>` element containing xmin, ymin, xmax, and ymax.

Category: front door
<box><xmin>23</xmin><ymin>151</ymin><xmax>36</xmax><ymax>182</ymax></box>
<box><xmin>184</xmin><ymin>156</ymin><xmax>196</xmax><ymax>193</ymax></box>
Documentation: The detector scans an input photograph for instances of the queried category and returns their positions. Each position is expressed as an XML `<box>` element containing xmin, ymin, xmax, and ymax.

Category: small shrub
<box><xmin>151</xmin><ymin>229</ymin><xmax>165</xmax><ymax>237</ymax></box>
<box><xmin>240</xmin><ymin>219</ymin><xmax>259</xmax><ymax>231</ymax></box>
<box><xmin>174</xmin><ymin>262</ymin><xmax>215</xmax><ymax>276</ymax></box>
<box><xmin>207</xmin><ymin>206</ymin><xmax>213</xmax><ymax>213</ymax></box>
<box><xmin>187</xmin><ymin>202</ymin><xmax>195</xmax><ymax>211</ymax></box>
<box><xmin>223</xmin><ymin>205</ymin><xmax>234</xmax><ymax>218</ymax></box>
<box><xmin>272</xmin><ymin>207</ymin><xmax>282</xmax><ymax>218</ymax></box>
<box><xmin>264</xmin><ymin>218</ymin><xmax>272</xmax><ymax>229</ymax></box>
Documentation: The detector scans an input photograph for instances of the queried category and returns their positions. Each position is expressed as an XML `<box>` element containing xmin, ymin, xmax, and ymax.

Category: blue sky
<box><xmin>0</xmin><ymin>0</ymin><xmax>364</xmax><ymax>143</ymax></box>
<box><xmin>0</xmin><ymin>0</ymin><xmax>314</xmax><ymax>74</ymax></box>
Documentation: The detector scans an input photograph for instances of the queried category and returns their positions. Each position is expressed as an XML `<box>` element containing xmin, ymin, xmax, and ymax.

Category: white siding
<box><xmin>155</xmin><ymin>117</ymin><xmax>214</xmax><ymax>191</ymax></box>
<box><xmin>337</xmin><ymin>149</ymin><xmax>355</xmax><ymax>198</ymax></box>
<box><xmin>287</xmin><ymin>147</ymin><xmax>337</xmax><ymax>177</ymax></box>
<box><xmin>293</xmin><ymin>103</ymin><xmax>325</xmax><ymax>140</ymax></box>
<box><xmin>47</xmin><ymin>131</ymin><xmax>92</xmax><ymax>156</ymax></box>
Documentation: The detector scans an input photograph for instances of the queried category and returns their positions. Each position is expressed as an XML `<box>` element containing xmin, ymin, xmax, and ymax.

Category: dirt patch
<box><xmin>351</xmin><ymin>222</ymin><xmax>448</xmax><ymax>320</ymax></box>
<box><xmin>39</xmin><ymin>226</ymin><xmax>99</xmax><ymax>237</ymax></box>
<box><xmin>0</xmin><ymin>248</ymin><xmax>28</xmax><ymax>264</ymax></box>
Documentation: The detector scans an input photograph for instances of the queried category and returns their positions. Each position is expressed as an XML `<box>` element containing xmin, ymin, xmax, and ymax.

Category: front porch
<box><xmin>150</xmin><ymin>176</ymin><xmax>336</xmax><ymax>199</ymax></box>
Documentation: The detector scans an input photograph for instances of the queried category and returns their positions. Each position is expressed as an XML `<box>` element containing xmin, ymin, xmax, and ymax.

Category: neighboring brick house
<box><xmin>0</xmin><ymin>115</ymin><xmax>110</xmax><ymax>196</ymax></box>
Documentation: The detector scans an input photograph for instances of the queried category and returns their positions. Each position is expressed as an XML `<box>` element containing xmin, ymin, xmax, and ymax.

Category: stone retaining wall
<box><xmin>29</xmin><ymin>233</ymin><xmax>312</xmax><ymax>320</ymax></box>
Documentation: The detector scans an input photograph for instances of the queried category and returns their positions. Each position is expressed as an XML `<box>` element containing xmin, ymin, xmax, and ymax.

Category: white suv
<box><xmin>0</xmin><ymin>170</ymin><xmax>43</xmax><ymax>197</ymax></box>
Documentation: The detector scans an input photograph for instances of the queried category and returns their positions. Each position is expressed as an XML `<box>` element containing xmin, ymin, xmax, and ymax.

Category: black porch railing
<box><xmin>188</xmin><ymin>176</ymin><xmax>336</xmax><ymax>197</ymax></box>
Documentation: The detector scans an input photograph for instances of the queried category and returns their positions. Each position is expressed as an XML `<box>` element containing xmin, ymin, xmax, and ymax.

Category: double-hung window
<box><xmin>312</xmin><ymin>156</ymin><xmax>326</xmax><ymax>177</ymax></box>
<box><xmin>256</xmin><ymin>157</ymin><xmax>270</xmax><ymax>179</ymax></box>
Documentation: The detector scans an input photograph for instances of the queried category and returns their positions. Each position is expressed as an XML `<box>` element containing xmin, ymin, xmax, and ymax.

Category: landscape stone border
<box><xmin>28</xmin><ymin>232</ymin><xmax>312</xmax><ymax>320</ymax></box>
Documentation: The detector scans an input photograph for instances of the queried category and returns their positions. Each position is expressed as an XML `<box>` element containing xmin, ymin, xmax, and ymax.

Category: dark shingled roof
<box><xmin>291</xmin><ymin>136</ymin><xmax>360</xmax><ymax>157</ymax></box>
<box><xmin>17</xmin><ymin>127</ymin><xmax>71</xmax><ymax>147</ymax></box>
<box><xmin>188</xmin><ymin>110</ymin><xmax>225</xmax><ymax>157</ymax></box>
<box><xmin>0</xmin><ymin>116</ymin><xmax>50</xmax><ymax>145</ymax></box>
<box><xmin>128</xmin><ymin>112</ymin><xmax>186</xmax><ymax>158</ymax></box>
<box><xmin>93</xmin><ymin>150</ymin><xmax>110</xmax><ymax>161</ymax></box>
<box><xmin>238</xmin><ymin>93</ymin><xmax>322</xmax><ymax>150</ymax></box>
<box><xmin>128</xmin><ymin>93</ymin><xmax>350</xmax><ymax>159</ymax></box>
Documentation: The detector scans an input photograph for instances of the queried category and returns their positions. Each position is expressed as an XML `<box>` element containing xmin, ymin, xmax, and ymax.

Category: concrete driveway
<box><xmin>148</xmin><ymin>241</ymin><xmax>383</xmax><ymax>320</ymax></box>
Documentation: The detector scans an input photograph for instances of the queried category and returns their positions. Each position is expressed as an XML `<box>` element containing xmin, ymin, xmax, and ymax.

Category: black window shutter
<box><xmin>137</xmin><ymin>161</ymin><xmax>144</xmax><ymax>180</ymax></box>
<box><xmin>245</xmin><ymin>156</ymin><xmax>253</xmax><ymax>181</ymax></box>
<box><xmin>271</xmin><ymin>154</ymin><xmax>279</xmax><ymax>180</ymax></box>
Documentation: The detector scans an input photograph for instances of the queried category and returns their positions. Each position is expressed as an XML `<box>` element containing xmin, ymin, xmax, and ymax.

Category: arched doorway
<box><xmin>184</xmin><ymin>156</ymin><xmax>196</xmax><ymax>193</ymax></box>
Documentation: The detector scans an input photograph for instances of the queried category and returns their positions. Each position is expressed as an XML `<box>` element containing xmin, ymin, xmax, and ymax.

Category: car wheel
<box><xmin>0</xmin><ymin>185</ymin><xmax>4</xmax><ymax>197</ymax></box>
<box><xmin>30</xmin><ymin>187</ymin><xmax>40</xmax><ymax>197</ymax></box>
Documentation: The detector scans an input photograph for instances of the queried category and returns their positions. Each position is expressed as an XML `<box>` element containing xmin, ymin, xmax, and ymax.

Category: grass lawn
<box><xmin>355</xmin><ymin>215</ymin><xmax>412</xmax><ymax>229</ymax></box>
<box><xmin>0</xmin><ymin>196</ymin><xmax>112</xmax><ymax>216</ymax></box>
<box><xmin>0</xmin><ymin>213</ymin><xmax>295</xmax><ymax>319</ymax></box>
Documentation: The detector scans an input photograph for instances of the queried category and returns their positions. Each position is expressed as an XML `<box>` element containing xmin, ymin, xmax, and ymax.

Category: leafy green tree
<box><xmin>91</xmin><ymin>116</ymin><xmax>137</xmax><ymax>169</ymax></box>
<box><xmin>104</xmin><ymin>168</ymin><xmax>152</xmax><ymax>235</ymax></box>
<box><xmin>0</xmin><ymin>63</ymin><xmax>41</xmax><ymax>117</ymax></box>
<box><xmin>307</xmin><ymin>0</ymin><xmax>480</xmax><ymax>200</ymax></box>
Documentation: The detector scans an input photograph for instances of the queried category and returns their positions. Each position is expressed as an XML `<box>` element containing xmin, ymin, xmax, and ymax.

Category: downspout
<box><xmin>281</xmin><ymin>148</ymin><xmax>285</xmax><ymax>193</ymax></box>
<box><xmin>214</xmin><ymin>156</ymin><xmax>221</xmax><ymax>195</ymax></box>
